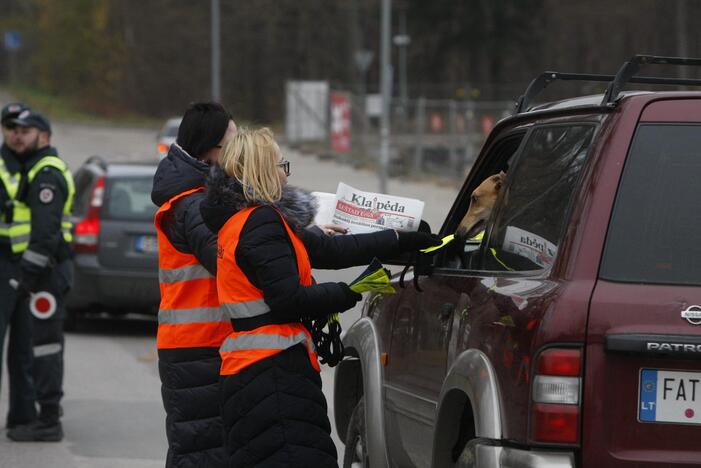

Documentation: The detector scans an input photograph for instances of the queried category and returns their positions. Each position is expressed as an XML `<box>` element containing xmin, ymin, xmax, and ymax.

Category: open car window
<box><xmin>438</xmin><ymin>132</ymin><xmax>525</xmax><ymax>270</ymax></box>
<box><xmin>482</xmin><ymin>124</ymin><xmax>596</xmax><ymax>272</ymax></box>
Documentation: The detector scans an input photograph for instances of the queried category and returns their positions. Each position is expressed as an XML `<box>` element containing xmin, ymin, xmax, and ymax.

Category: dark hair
<box><xmin>176</xmin><ymin>102</ymin><xmax>232</xmax><ymax>159</ymax></box>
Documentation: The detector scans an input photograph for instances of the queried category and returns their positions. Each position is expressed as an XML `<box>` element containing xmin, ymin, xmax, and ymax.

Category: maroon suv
<box><xmin>334</xmin><ymin>55</ymin><xmax>701</xmax><ymax>468</ymax></box>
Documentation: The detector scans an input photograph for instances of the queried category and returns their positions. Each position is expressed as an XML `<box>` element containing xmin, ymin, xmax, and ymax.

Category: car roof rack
<box><xmin>515</xmin><ymin>54</ymin><xmax>701</xmax><ymax>113</ymax></box>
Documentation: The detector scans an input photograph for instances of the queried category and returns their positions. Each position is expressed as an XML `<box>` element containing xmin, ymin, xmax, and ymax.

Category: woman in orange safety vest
<box><xmin>199</xmin><ymin>127</ymin><xmax>440</xmax><ymax>468</ymax></box>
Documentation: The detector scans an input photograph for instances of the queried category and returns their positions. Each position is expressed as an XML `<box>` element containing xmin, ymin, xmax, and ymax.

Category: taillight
<box><xmin>157</xmin><ymin>143</ymin><xmax>169</xmax><ymax>156</ymax></box>
<box><xmin>531</xmin><ymin>347</ymin><xmax>582</xmax><ymax>444</ymax></box>
<box><xmin>73</xmin><ymin>176</ymin><xmax>105</xmax><ymax>253</ymax></box>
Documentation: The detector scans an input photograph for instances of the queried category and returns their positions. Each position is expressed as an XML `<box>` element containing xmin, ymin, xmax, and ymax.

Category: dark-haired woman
<box><xmin>200</xmin><ymin>128</ymin><xmax>440</xmax><ymax>467</ymax></box>
<box><xmin>151</xmin><ymin>102</ymin><xmax>236</xmax><ymax>467</ymax></box>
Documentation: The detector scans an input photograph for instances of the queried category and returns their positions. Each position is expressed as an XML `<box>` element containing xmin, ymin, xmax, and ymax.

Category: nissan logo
<box><xmin>681</xmin><ymin>305</ymin><xmax>701</xmax><ymax>326</ymax></box>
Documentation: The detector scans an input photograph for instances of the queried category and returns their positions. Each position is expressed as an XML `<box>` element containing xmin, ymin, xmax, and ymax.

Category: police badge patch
<box><xmin>39</xmin><ymin>187</ymin><xmax>54</xmax><ymax>204</ymax></box>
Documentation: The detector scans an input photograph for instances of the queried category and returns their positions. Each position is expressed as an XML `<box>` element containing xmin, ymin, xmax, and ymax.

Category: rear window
<box><xmin>600</xmin><ymin>124</ymin><xmax>701</xmax><ymax>285</ymax></box>
<box><xmin>103</xmin><ymin>177</ymin><xmax>157</xmax><ymax>221</ymax></box>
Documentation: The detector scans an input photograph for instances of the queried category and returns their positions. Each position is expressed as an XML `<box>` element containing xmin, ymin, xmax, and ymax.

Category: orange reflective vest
<box><xmin>217</xmin><ymin>206</ymin><xmax>320</xmax><ymax>376</ymax></box>
<box><xmin>154</xmin><ymin>188</ymin><xmax>232</xmax><ymax>349</ymax></box>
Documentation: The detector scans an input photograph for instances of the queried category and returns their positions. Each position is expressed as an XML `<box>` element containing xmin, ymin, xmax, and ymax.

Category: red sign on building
<box><xmin>330</xmin><ymin>92</ymin><xmax>351</xmax><ymax>153</ymax></box>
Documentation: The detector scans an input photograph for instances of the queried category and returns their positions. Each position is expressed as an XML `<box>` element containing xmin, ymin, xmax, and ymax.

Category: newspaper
<box><xmin>502</xmin><ymin>226</ymin><xmax>557</xmax><ymax>268</ymax></box>
<box><xmin>312</xmin><ymin>182</ymin><xmax>424</xmax><ymax>234</ymax></box>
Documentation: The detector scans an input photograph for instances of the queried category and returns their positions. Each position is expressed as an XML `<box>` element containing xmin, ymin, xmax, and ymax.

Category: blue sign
<box><xmin>4</xmin><ymin>31</ymin><xmax>22</xmax><ymax>51</ymax></box>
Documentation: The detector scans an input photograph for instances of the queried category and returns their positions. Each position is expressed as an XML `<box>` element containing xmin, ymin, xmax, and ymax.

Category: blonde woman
<box><xmin>200</xmin><ymin>128</ymin><xmax>439</xmax><ymax>467</ymax></box>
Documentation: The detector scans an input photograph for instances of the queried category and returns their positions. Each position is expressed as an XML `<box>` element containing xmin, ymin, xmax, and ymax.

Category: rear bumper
<box><xmin>66</xmin><ymin>253</ymin><xmax>159</xmax><ymax>312</ymax></box>
<box><xmin>500</xmin><ymin>447</ymin><xmax>574</xmax><ymax>468</ymax></box>
<box><xmin>466</xmin><ymin>443</ymin><xmax>575</xmax><ymax>468</ymax></box>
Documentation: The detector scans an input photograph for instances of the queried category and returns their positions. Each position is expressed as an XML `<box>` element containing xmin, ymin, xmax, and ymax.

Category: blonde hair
<box><xmin>220</xmin><ymin>127</ymin><xmax>283</xmax><ymax>203</ymax></box>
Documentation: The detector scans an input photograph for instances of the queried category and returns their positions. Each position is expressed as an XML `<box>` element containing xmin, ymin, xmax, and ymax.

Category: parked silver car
<box><xmin>66</xmin><ymin>156</ymin><xmax>159</xmax><ymax>326</ymax></box>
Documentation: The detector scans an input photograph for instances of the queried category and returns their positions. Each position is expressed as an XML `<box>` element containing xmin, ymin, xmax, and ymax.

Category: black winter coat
<box><xmin>201</xmin><ymin>167</ymin><xmax>401</xmax><ymax>468</ymax></box>
<box><xmin>151</xmin><ymin>144</ymin><xmax>225</xmax><ymax>468</ymax></box>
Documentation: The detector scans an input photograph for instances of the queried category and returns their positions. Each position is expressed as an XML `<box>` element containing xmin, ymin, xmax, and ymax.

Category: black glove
<box><xmin>397</xmin><ymin>231</ymin><xmax>442</xmax><ymax>252</ymax></box>
<box><xmin>338</xmin><ymin>282</ymin><xmax>363</xmax><ymax>312</ymax></box>
<box><xmin>9</xmin><ymin>278</ymin><xmax>30</xmax><ymax>300</ymax></box>
<box><xmin>18</xmin><ymin>268</ymin><xmax>41</xmax><ymax>293</ymax></box>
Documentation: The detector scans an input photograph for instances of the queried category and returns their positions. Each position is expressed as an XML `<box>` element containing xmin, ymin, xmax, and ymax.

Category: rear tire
<box><xmin>343</xmin><ymin>398</ymin><xmax>368</xmax><ymax>468</ymax></box>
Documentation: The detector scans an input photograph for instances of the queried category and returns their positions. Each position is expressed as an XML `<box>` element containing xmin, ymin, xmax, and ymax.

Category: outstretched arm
<box><xmin>300</xmin><ymin>228</ymin><xmax>401</xmax><ymax>270</ymax></box>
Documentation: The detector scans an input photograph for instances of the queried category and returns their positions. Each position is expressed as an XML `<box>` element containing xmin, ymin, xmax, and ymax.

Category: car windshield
<box><xmin>103</xmin><ymin>177</ymin><xmax>157</xmax><ymax>221</ymax></box>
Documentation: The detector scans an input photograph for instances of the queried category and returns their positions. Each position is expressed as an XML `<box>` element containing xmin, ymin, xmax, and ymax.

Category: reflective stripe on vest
<box><xmin>220</xmin><ymin>330</ymin><xmax>309</xmax><ymax>353</ymax></box>
<box><xmin>221</xmin><ymin>299</ymin><xmax>271</xmax><ymax>319</ymax></box>
<box><xmin>158</xmin><ymin>263</ymin><xmax>212</xmax><ymax>283</ymax></box>
<box><xmin>0</xmin><ymin>156</ymin><xmax>75</xmax><ymax>253</ymax></box>
<box><xmin>154</xmin><ymin>188</ymin><xmax>231</xmax><ymax>349</ymax></box>
<box><xmin>218</xmin><ymin>206</ymin><xmax>320</xmax><ymax>376</ymax></box>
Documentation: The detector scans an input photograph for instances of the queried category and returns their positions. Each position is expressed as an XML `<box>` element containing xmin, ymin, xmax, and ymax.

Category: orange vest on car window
<box><xmin>217</xmin><ymin>206</ymin><xmax>320</xmax><ymax>376</ymax></box>
<box><xmin>154</xmin><ymin>188</ymin><xmax>232</xmax><ymax>349</ymax></box>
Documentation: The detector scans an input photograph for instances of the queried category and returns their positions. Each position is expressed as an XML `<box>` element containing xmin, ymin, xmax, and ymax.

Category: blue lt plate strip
<box><xmin>640</xmin><ymin>369</ymin><xmax>658</xmax><ymax>421</ymax></box>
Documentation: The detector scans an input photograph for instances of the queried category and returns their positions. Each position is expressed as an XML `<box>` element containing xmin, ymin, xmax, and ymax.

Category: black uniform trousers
<box><xmin>31</xmin><ymin>259</ymin><xmax>72</xmax><ymax>420</ymax></box>
<box><xmin>0</xmin><ymin>257</ymin><xmax>36</xmax><ymax>427</ymax></box>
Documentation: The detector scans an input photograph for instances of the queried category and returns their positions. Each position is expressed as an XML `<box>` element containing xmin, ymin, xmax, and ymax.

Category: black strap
<box><xmin>302</xmin><ymin>316</ymin><xmax>344</xmax><ymax>367</ymax></box>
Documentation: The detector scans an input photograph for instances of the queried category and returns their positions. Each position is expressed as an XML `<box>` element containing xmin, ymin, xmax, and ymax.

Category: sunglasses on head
<box><xmin>277</xmin><ymin>160</ymin><xmax>290</xmax><ymax>176</ymax></box>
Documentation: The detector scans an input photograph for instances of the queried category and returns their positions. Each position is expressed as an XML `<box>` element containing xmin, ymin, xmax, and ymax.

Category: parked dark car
<box><xmin>335</xmin><ymin>55</ymin><xmax>701</xmax><ymax>468</ymax></box>
<box><xmin>66</xmin><ymin>156</ymin><xmax>159</xmax><ymax>324</ymax></box>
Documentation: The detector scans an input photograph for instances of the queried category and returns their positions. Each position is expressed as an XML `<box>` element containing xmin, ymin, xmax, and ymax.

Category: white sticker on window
<box><xmin>502</xmin><ymin>226</ymin><xmax>558</xmax><ymax>268</ymax></box>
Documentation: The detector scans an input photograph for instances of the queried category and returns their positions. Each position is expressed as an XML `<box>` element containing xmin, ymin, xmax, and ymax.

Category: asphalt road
<box><xmin>0</xmin><ymin>118</ymin><xmax>460</xmax><ymax>467</ymax></box>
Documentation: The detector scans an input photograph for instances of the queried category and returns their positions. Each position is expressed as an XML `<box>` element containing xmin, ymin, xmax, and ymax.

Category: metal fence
<box><xmin>284</xmin><ymin>81</ymin><xmax>514</xmax><ymax>180</ymax></box>
<box><xmin>358</xmin><ymin>97</ymin><xmax>514</xmax><ymax>179</ymax></box>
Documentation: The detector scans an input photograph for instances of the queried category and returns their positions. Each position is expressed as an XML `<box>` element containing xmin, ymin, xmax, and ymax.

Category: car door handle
<box><xmin>440</xmin><ymin>303</ymin><xmax>455</xmax><ymax>320</ymax></box>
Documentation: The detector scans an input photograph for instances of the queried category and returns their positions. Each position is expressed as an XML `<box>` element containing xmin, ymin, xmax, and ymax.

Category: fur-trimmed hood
<box><xmin>200</xmin><ymin>166</ymin><xmax>317</xmax><ymax>233</ymax></box>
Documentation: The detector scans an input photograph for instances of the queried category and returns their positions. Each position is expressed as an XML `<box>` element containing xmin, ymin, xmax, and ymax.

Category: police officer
<box><xmin>1</xmin><ymin>109</ymin><xmax>74</xmax><ymax>442</ymax></box>
<box><xmin>0</xmin><ymin>102</ymin><xmax>37</xmax><ymax>434</ymax></box>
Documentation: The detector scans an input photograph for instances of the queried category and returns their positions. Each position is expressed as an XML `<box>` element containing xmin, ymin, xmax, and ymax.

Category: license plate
<box><xmin>639</xmin><ymin>369</ymin><xmax>701</xmax><ymax>425</ymax></box>
<box><xmin>134</xmin><ymin>235</ymin><xmax>158</xmax><ymax>253</ymax></box>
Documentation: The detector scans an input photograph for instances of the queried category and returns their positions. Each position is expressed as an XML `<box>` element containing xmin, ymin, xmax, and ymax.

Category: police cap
<box><xmin>1</xmin><ymin>102</ymin><xmax>30</xmax><ymax>126</ymax></box>
<box><xmin>10</xmin><ymin>110</ymin><xmax>52</xmax><ymax>135</ymax></box>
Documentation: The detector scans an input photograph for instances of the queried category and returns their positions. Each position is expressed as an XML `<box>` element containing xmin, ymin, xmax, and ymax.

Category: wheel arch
<box><xmin>432</xmin><ymin>349</ymin><xmax>504</xmax><ymax>468</ymax></box>
<box><xmin>335</xmin><ymin>317</ymin><xmax>390</xmax><ymax>468</ymax></box>
<box><xmin>333</xmin><ymin>349</ymin><xmax>362</xmax><ymax>439</ymax></box>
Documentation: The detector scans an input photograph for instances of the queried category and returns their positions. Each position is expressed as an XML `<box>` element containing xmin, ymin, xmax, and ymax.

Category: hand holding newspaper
<box><xmin>312</xmin><ymin>182</ymin><xmax>425</xmax><ymax>234</ymax></box>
